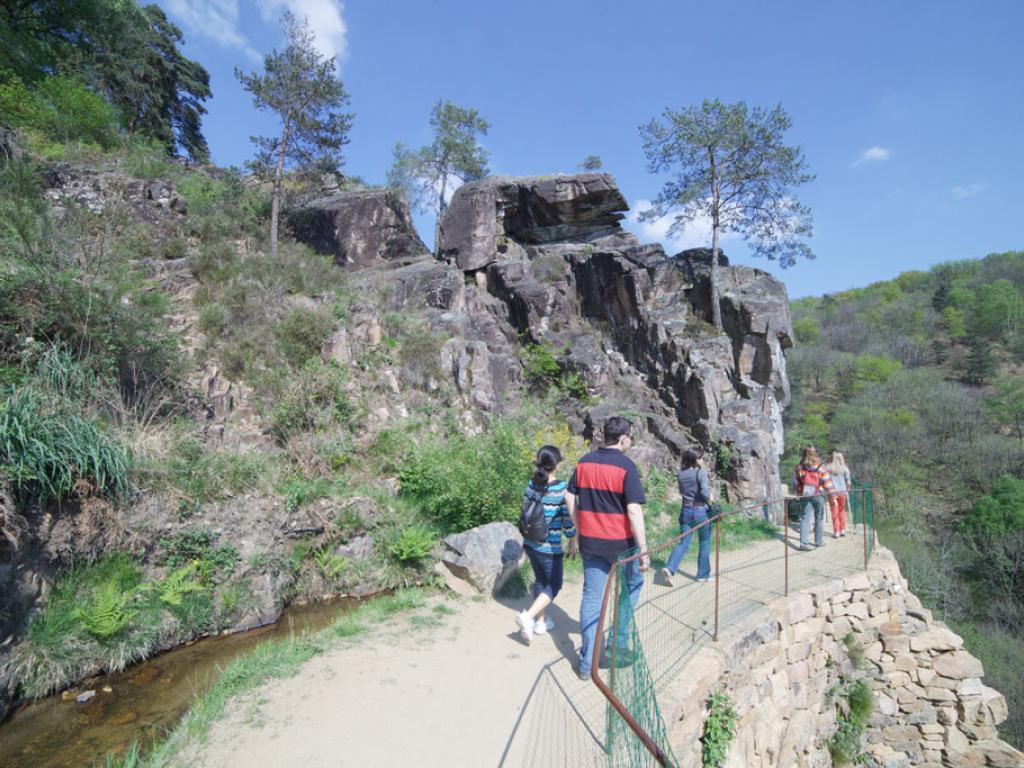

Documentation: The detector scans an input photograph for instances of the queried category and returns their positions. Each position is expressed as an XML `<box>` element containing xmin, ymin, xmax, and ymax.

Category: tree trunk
<box><xmin>270</xmin><ymin>116</ymin><xmax>292</xmax><ymax>258</ymax></box>
<box><xmin>434</xmin><ymin>170</ymin><xmax>448</xmax><ymax>258</ymax></box>
<box><xmin>710</xmin><ymin>222</ymin><xmax>722</xmax><ymax>329</ymax></box>
<box><xmin>708</xmin><ymin>147</ymin><xmax>723</xmax><ymax>329</ymax></box>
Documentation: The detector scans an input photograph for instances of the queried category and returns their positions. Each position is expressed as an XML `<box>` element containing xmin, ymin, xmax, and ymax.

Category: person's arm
<box><xmin>626</xmin><ymin>503</ymin><xmax>649</xmax><ymax>571</ymax></box>
<box><xmin>699</xmin><ymin>469</ymin><xmax>713</xmax><ymax>504</ymax></box>
<box><xmin>562</xmin><ymin>496</ymin><xmax>578</xmax><ymax>557</ymax></box>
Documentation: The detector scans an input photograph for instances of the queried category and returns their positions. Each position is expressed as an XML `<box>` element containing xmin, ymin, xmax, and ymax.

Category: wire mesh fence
<box><xmin>598</xmin><ymin>488</ymin><xmax>877</xmax><ymax>767</ymax></box>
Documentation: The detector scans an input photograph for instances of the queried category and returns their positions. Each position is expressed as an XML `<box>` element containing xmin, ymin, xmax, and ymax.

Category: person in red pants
<box><xmin>826</xmin><ymin>450</ymin><xmax>852</xmax><ymax>537</ymax></box>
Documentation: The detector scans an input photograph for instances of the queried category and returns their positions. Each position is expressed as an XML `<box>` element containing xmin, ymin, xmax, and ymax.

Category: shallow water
<box><xmin>0</xmin><ymin>596</ymin><xmax>363</xmax><ymax>768</ymax></box>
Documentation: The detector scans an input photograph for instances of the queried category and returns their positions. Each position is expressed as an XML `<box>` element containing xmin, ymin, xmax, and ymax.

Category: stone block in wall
<box><xmin>957</xmin><ymin>677</ymin><xmax>984</xmax><ymax>696</ymax></box>
<box><xmin>924</xmin><ymin>686</ymin><xmax>958</xmax><ymax>702</ymax></box>
<box><xmin>828</xmin><ymin>615</ymin><xmax>853</xmax><ymax>639</ymax></box>
<box><xmin>780</xmin><ymin>593</ymin><xmax>815</xmax><ymax>624</ymax></box>
<box><xmin>843</xmin><ymin>571</ymin><xmax>872</xmax><ymax>591</ymax></box>
<box><xmin>804</xmin><ymin>579</ymin><xmax>844</xmax><ymax>609</ymax></box>
<box><xmin>946</xmin><ymin>752</ymin><xmax>986</xmax><ymax>768</ymax></box>
<box><xmin>933</xmin><ymin>651</ymin><xmax>984</xmax><ymax>680</ymax></box>
<box><xmin>959</xmin><ymin>723</ymin><xmax>999</xmax><ymax>741</ymax></box>
<box><xmin>910</xmin><ymin>627</ymin><xmax>963</xmax><ymax>653</ymax></box>
<box><xmin>918</xmin><ymin>667</ymin><xmax>937</xmax><ymax>687</ymax></box>
<box><xmin>908</xmin><ymin>705</ymin><xmax>938</xmax><ymax>725</ymax></box>
<box><xmin>793</xmin><ymin>617</ymin><xmax>825</xmax><ymax>642</ymax></box>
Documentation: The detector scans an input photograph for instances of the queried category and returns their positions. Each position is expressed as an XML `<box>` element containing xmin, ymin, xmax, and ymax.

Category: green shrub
<box><xmin>269</xmin><ymin>360</ymin><xmax>353</xmax><ymax>444</ymax></box>
<box><xmin>0</xmin><ymin>74</ymin><xmax>119</xmax><ymax>148</ymax></box>
<box><xmin>701</xmin><ymin>690</ymin><xmax>738</xmax><ymax>767</ymax></box>
<box><xmin>828</xmin><ymin>678</ymin><xmax>873</xmax><ymax>765</ymax></box>
<box><xmin>276</xmin><ymin>305</ymin><xmax>335</xmax><ymax>368</ymax></box>
<box><xmin>400</xmin><ymin>418</ymin><xmax>531</xmax><ymax>531</ymax></box>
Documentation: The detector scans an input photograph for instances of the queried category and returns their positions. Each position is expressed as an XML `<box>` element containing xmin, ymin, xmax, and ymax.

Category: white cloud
<box><xmin>624</xmin><ymin>199</ymin><xmax>737</xmax><ymax>255</ymax></box>
<box><xmin>851</xmin><ymin>146</ymin><xmax>891</xmax><ymax>167</ymax></box>
<box><xmin>951</xmin><ymin>182</ymin><xmax>986</xmax><ymax>199</ymax></box>
<box><xmin>164</xmin><ymin>0</ymin><xmax>262</xmax><ymax>62</ymax></box>
<box><xmin>259</xmin><ymin>0</ymin><xmax>348</xmax><ymax>60</ymax></box>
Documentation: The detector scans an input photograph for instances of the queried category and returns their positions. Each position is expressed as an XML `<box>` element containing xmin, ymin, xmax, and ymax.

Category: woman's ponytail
<box><xmin>532</xmin><ymin>445</ymin><xmax>563</xmax><ymax>489</ymax></box>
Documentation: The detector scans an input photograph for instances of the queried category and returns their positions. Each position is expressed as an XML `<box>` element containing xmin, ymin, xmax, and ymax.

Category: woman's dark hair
<box><xmin>681</xmin><ymin>446</ymin><xmax>705</xmax><ymax>470</ymax></box>
<box><xmin>532</xmin><ymin>445</ymin><xmax>563</xmax><ymax>488</ymax></box>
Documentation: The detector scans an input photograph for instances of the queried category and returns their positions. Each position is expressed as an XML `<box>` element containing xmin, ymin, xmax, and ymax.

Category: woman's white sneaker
<box><xmin>516</xmin><ymin>611</ymin><xmax>535</xmax><ymax>644</ymax></box>
<box><xmin>533</xmin><ymin>616</ymin><xmax>555</xmax><ymax>635</ymax></box>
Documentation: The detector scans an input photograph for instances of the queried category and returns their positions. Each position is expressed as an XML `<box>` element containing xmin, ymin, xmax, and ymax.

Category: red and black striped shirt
<box><xmin>567</xmin><ymin>448</ymin><xmax>646</xmax><ymax>562</ymax></box>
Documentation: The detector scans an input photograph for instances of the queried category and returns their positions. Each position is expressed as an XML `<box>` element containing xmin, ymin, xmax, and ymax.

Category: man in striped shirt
<box><xmin>566</xmin><ymin>416</ymin><xmax>649</xmax><ymax>680</ymax></box>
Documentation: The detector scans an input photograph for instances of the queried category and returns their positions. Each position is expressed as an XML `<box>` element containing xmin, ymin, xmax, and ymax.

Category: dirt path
<box><xmin>189</xmin><ymin>531</ymin><xmax>869</xmax><ymax>768</ymax></box>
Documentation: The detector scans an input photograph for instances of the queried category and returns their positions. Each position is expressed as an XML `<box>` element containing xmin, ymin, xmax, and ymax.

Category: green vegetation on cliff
<box><xmin>786</xmin><ymin>251</ymin><xmax>1024</xmax><ymax>746</ymax></box>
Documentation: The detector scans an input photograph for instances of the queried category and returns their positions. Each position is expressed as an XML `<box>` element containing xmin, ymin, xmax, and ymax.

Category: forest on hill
<box><xmin>784</xmin><ymin>250</ymin><xmax>1024</xmax><ymax>746</ymax></box>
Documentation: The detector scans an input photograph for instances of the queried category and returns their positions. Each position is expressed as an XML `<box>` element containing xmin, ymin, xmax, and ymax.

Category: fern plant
<box><xmin>313</xmin><ymin>545</ymin><xmax>347</xmax><ymax>579</ymax></box>
<box><xmin>153</xmin><ymin>562</ymin><xmax>206</xmax><ymax>607</ymax></box>
<box><xmin>76</xmin><ymin>582</ymin><xmax>135</xmax><ymax>640</ymax></box>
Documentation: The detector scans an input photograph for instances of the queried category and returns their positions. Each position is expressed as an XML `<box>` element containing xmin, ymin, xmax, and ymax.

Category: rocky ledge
<box><xmin>295</xmin><ymin>173</ymin><xmax>794</xmax><ymax>500</ymax></box>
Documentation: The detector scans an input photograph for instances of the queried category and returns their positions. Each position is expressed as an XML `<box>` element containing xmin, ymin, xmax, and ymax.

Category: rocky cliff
<box><xmin>305</xmin><ymin>173</ymin><xmax>794</xmax><ymax>500</ymax></box>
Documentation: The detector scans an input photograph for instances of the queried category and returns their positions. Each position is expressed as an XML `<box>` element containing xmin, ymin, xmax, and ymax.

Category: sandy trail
<box><xmin>190</xmin><ymin>531</ymin><xmax>868</xmax><ymax>768</ymax></box>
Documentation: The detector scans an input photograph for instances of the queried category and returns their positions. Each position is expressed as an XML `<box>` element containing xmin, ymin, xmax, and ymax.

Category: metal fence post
<box><xmin>784</xmin><ymin>499</ymin><xmax>790</xmax><ymax>596</ymax></box>
<box><xmin>713</xmin><ymin>516</ymin><xmax>721</xmax><ymax>642</ymax></box>
<box><xmin>862</xmin><ymin>488</ymin><xmax>869</xmax><ymax>570</ymax></box>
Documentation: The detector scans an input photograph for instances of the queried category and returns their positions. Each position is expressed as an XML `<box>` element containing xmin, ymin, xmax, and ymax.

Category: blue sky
<box><xmin>158</xmin><ymin>0</ymin><xmax>1024</xmax><ymax>299</ymax></box>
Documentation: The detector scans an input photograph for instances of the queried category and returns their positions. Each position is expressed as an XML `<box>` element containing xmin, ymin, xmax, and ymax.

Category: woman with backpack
<box><xmin>826</xmin><ymin>450</ymin><xmax>852</xmax><ymax>537</ymax></box>
<box><xmin>515</xmin><ymin>445</ymin><xmax>578</xmax><ymax>645</ymax></box>
<box><xmin>660</xmin><ymin>446</ymin><xmax>714</xmax><ymax>586</ymax></box>
<box><xmin>794</xmin><ymin>446</ymin><xmax>837</xmax><ymax>550</ymax></box>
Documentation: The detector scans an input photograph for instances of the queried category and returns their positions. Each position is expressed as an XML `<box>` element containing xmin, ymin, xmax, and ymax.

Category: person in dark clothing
<box><xmin>660</xmin><ymin>446</ymin><xmax>715</xmax><ymax>586</ymax></box>
<box><xmin>565</xmin><ymin>417</ymin><xmax>649</xmax><ymax>681</ymax></box>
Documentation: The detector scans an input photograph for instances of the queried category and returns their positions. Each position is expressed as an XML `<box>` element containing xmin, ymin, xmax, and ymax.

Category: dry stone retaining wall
<box><xmin>662</xmin><ymin>547</ymin><xmax>1023</xmax><ymax>767</ymax></box>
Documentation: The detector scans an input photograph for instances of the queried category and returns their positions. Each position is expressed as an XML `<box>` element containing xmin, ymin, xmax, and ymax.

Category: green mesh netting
<box><xmin>598</xmin><ymin>490</ymin><xmax>877</xmax><ymax>767</ymax></box>
<box><xmin>605</xmin><ymin>557</ymin><xmax>677</xmax><ymax>767</ymax></box>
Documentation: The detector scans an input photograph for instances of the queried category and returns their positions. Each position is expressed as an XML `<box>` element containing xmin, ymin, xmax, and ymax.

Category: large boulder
<box><xmin>288</xmin><ymin>188</ymin><xmax>429</xmax><ymax>268</ymax></box>
<box><xmin>437</xmin><ymin>522</ymin><xmax>525</xmax><ymax>595</ymax></box>
<box><xmin>438</xmin><ymin>173</ymin><xmax>628</xmax><ymax>270</ymax></box>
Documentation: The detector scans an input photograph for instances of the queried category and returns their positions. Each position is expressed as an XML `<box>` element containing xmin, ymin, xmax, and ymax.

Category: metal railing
<box><xmin>590</xmin><ymin>486</ymin><xmax>876</xmax><ymax>767</ymax></box>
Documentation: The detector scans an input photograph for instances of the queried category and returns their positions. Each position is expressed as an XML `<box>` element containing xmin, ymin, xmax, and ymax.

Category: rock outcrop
<box><xmin>427</xmin><ymin>173</ymin><xmax>792</xmax><ymax>500</ymax></box>
<box><xmin>287</xmin><ymin>188</ymin><xmax>429</xmax><ymax>268</ymax></box>
<box><xmin>292</xmin><ymin>172</ymin><xmax>794</xmax><ymax>499</ymax></box>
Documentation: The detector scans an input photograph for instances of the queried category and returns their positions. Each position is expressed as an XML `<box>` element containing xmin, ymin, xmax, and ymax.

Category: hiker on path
<box><xmin>515</xmin><ymin>445</ymin><xmax>578</xmax><ymax>644</ymax></box>
<box><xmin>826</xmin><ymin>450</ymin><xmax>852</xmax><ymax>538</ymax></box>
<box><xmin>793</xmin><ymin>446</ymin><xmax>837</xmax><ymax>550</ymax></box>
<box><xmin>565</xmin><ymin>417</ymin><xmax>649</xmax><ymax>681</ymax></box>
<box><xmin>660</xmin><ymin>446</ymin><xmax>714</xmax><ymax>586</ymax></box>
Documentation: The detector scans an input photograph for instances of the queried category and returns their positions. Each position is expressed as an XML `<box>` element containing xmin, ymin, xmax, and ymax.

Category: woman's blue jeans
<box><xmin>665</xmin><ymin>506</ymin><xmax>711</xmax><ymax>579</ymax></box>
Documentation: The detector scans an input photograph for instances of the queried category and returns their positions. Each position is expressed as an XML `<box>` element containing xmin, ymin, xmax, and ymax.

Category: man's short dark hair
<box><xmin>604</xmin><ymin>416</ymin><xmax>632</xmax><ymax>445</ymax></box>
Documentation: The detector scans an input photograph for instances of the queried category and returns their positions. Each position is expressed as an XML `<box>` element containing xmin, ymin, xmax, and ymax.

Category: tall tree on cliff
<box><xmin>235</xmin><ymin>12</ymin><xmax>353</xmax><ymax>256</ymax></box>
<box><xmin>387</xmin><ymin>100</ymin><xmax>490</xmax><ymax>255</ymax></box>
<box><xmin>640</xmin><ymin>99</ymin><xmax>814</xmax><ymax>328</ymax></box>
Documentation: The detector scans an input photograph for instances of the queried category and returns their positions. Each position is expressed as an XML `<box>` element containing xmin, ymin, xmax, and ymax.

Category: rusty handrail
<box><xmin>589</xmin><ymin>489</ymin><xmax>870</xmax><ymax>766</ymax></box>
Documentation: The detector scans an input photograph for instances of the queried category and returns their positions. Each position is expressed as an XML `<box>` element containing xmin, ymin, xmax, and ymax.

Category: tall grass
<box><xmin>0</xmin><ymin>384</ymin><xmax>131</xmax><ymax>504</ymax></box>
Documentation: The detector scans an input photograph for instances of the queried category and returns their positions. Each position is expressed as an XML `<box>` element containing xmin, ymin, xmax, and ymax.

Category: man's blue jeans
<box><xmin>578</xmin><ymin>555</ymin><xmax>644</xmax><ymax>676</ymax></box>
<box><xmin>665</xmin><ymin>506</ymin><xmax>711</xmax><ymax>579</ymax></box>
<box><xmin>800</xmin><ymin>495</ymin><xmax>825</xmax><ymax>547</ymax></box>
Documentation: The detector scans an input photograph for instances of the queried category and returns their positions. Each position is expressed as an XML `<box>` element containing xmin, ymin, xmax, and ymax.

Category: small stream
<box><xmin>0</xmin><ymin>596</ymin><xmax>364</xmax><ymax>768</ymax></box>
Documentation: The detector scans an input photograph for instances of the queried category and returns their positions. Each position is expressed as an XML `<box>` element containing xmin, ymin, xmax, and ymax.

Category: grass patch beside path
<box><xmin>104</xmin><ymin>588</ymin><xmax>439</xmax><ymax>768</ymax></box>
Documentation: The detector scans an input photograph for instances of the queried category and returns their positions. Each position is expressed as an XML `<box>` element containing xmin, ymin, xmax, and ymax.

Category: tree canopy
<box><xmin>235</xmin><ymin>12</ymin><xmax>354</xmax><ymax>256</ymax></box>
<box><xmin>387</xmin><ymin>100</ymin><xmax>489</xmax><ymax>252</ymax></box>
<box><xmin>0</xmin><ymin>0</ymin><xmax>212</xmax><ymax>160</ymax></box>
<box><xmin>640</xmin><ymin>99</ymin><xmax>814</xmax><ymax>326</ymax></box>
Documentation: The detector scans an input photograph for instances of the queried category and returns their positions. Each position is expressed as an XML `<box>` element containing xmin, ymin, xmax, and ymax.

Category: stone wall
<box><xmin>662</xmin><ymin>547</ymin><xmax>1023</xmax><ymax>767</ymax></box>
